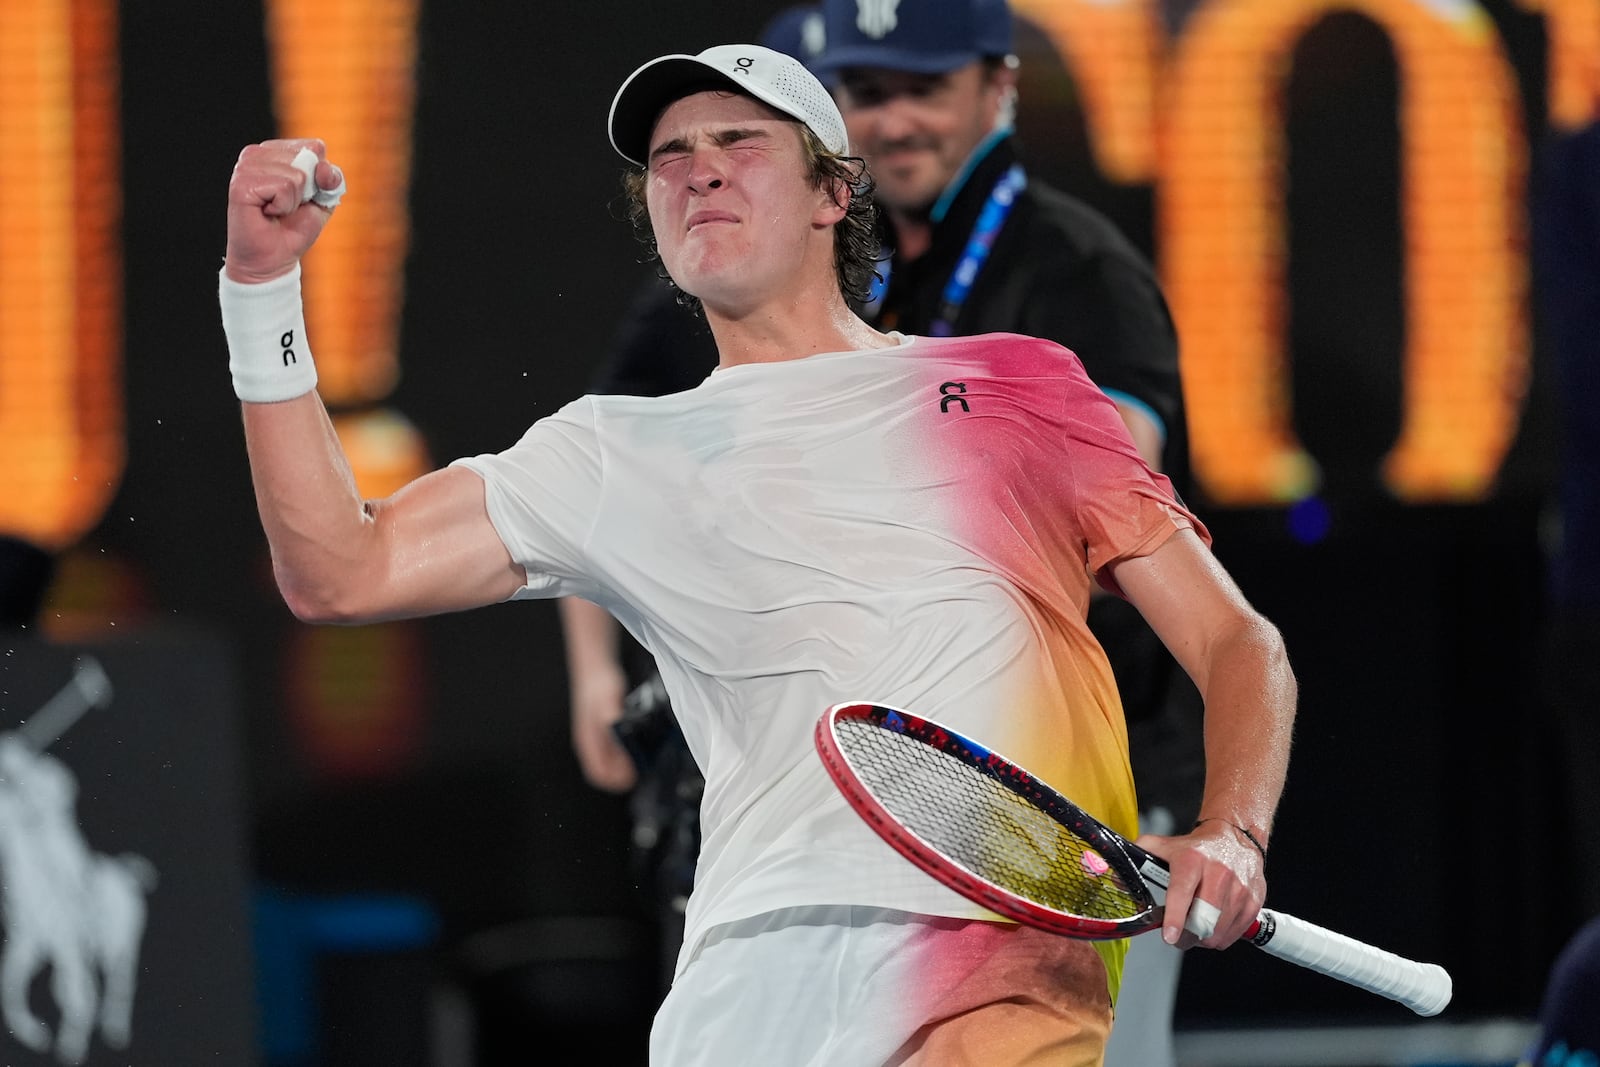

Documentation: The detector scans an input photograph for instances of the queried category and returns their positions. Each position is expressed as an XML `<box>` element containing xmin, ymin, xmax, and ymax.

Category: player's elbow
<box><xmin>278</xmin><ymin>583</ymin><xmax>356</xmax><ymax>625</ymax></box>
<box><xmin>273</xmin><ymin>564</ymin><xmax>384</xmax><ymax>625</ymax></box>
<box><xmin>1238</xmin><ymin>612</ymin><xmax>1296</xmax><ymax>698</ymax></box>
<box><xmin>1207</xmin><ymin>609</ymin><xmax>1294</xmax><ymax>691</ymax></box>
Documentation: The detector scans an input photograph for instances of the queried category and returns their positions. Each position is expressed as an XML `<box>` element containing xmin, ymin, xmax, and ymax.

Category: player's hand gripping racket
<box><xmin>815</xmin><ymin>701</ymin><xmax>1452</xmax><ymax>1017</ymax></box>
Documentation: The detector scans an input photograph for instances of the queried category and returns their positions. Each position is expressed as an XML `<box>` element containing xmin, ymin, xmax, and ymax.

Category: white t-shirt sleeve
<box><xmin>448</xmin><ymin>397</ymin><xmax>604</xmax><ymax>600</ymax></box>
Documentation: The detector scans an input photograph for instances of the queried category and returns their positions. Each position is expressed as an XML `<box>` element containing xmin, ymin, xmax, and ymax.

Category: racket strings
<box><xmin>835</xmin><ymin>720</ymin><xmax>1147</xmax><ymax>922</ymax></box>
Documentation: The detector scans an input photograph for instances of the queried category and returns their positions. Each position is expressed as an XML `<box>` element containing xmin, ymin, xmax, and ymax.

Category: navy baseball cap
<box><xmin>811</xmin><ymin>0</ymin><xmax>1013</xmax><ymax>77</ymax></box>
<box><xmin>760</xmin><ymin>4</ymin><xmax>828</xmax><ymax>68</ymax></box>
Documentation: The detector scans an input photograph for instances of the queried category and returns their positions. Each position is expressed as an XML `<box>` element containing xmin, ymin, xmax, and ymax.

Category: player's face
<box><xmin>833</xmin><ymin>63</ymin><xmax>1009</xmax><ymax>214</ymax></box>
<box><xmin>645</xmin><ymin>91</ymin><xmax>841</xmax><ymax>315</ymax></box>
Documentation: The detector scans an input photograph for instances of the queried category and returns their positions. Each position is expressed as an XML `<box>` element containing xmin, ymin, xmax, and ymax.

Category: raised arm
<box><xmin>1109</xmin><ymin>529</ymin><xmax>1297</xmax><ymax>949</ymax></box>
<box><xmin>222</xmin><ymin>139</ymin><xmax>525</xmax><ymax>623</ymax></box>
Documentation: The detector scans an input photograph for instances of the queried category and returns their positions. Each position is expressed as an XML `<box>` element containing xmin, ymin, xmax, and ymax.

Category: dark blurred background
<box><xmin>0</xmin><ymin>0</ymin><xmax>1590</xmax><ymax>1064</ymax></box>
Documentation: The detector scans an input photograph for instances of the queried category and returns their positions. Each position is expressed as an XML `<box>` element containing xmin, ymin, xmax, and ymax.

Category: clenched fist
<box><xmin>224</xmin><ymin>138</ymin><xmax>346</xmax><ymax>285</ymax></box>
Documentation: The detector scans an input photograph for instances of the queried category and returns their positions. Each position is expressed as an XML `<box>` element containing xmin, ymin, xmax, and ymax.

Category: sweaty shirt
<box><xmin>453</xmin><ymin>332</ymin><xmax>1206</xmax><ymax>978</ymax></box>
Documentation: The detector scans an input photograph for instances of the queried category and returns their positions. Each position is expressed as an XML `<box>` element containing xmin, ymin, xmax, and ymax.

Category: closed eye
<box><xmin>649</xmin><ymin>137</ymin><xmax>692</xmax><ymax>170</ymax></box>
<box><xmin>712</xmin><ymin>127</ymin><xmax>767</xmax><ymax>148</ymax></box>
<box><xmin>648</xmin><ymin>126</ymin><xmax>776</xmax><ymax>171</ymax></box>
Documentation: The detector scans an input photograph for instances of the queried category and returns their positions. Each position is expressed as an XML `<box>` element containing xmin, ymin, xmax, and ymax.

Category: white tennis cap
<box><xmin>608</xmin><ymin>44</ymin><xmax>849</xmax><ymax>167</ymax></box>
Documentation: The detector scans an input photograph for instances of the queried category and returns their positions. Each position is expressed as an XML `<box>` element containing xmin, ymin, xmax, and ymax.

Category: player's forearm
<box><xmin>1192</xmin><ymin>614</ymin><xmax>1297</xmax><ymax>849</ymax></box>
<box><xmin>559</xmin><ymin>597</ymin><xmax>625</xmax><ymax>681</ymax></box>
<box><xmin>242</xmin><ymin>393</ymin><xmax>384</xmax><ymax>622</ymax></box>
<box><xmin>559</xmin><ymin>596</ymin><xmax>639</xmax><ymax>791</ymax></box>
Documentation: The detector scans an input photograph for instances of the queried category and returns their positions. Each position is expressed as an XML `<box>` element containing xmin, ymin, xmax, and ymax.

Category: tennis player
<box><xmin>219</xmin><ymin>43</ymin><xmax>1296</xmax><ymax>1065</ymax></box>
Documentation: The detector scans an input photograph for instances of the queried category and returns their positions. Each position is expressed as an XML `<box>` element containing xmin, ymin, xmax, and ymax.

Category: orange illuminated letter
<box><xmin>1162</xmin><ymin>0</ymin><xmax>1528</xmax><ymax>503</ymax></box>
<box><xmin>0</xmin><ymin>0</ymin><xmax>122</xmax><ymax>549</ymax></box>
<box><xmin>1516</xmin><ymin>0</ymin><xmax>1600</xmax><ymax>131</ymax></box>
<box><xmin>265</xmin><ymin>0</ymin><xmax>421</xmax><ymax>408</ymax></box>
<box><xmin>1011</xmin><ymin>0</ymin><xmax>1163</xmax><ymax>183</ymax></box>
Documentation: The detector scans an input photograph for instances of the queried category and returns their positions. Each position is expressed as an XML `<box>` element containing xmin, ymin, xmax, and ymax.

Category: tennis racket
<box><xmin>814</xmin><ymin>701</ymin><xmax>1452</xmax><ymax>1017</ymax></box>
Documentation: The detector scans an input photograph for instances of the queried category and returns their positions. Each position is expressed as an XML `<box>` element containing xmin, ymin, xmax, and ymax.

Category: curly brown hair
<box><xmin>618</xmin><ymin>119</ymin><xmax>880</xmax><ymax>316</ymax></box>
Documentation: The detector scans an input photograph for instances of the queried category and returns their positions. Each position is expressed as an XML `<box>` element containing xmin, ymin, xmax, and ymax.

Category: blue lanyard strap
<box><xmin>929</xmin><ymin>163</ymin><xmax>1027</xmax><ymax>337</ymax></box>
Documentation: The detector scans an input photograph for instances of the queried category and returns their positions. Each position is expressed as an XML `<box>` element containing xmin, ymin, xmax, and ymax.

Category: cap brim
<box><xmin>810</xmin><ymin>46</ymin><xmax>981</xmax><ymax>78</ymax></box>
<box><xmin>609</xmin><ymin>56</ymin><xmax>747</xmax><ymax>167</ymax></box>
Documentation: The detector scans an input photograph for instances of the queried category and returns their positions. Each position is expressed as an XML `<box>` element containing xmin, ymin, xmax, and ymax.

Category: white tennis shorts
<box><xmin>650</xmin><ymin>904</ymin><xmax>1111</xmax><ymax>1066</ymax></box>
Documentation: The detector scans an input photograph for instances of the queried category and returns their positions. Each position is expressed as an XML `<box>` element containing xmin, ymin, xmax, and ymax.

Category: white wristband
<box><xmin>219</xmin><ymin>264</ymin><xmax>319</xmax><ymax>402</ymax></box>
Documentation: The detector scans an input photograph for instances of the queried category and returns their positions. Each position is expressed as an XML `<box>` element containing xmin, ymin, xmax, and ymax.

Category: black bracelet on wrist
<box><xmin>1193</xmin><ymin>818</ymin><xmax>1268</xmax><ymax>861</ymax></box>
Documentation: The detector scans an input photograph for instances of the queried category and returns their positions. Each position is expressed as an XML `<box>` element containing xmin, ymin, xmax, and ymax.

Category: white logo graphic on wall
<box><xmin>0</xmin><ymin>658</ymin><xmax>158</xmax><ymax>1065</ymax></box>
<box><xmin>856</xmin><ymin>0</ymin><xmax>899</xmax><ymax>39</ymax></box>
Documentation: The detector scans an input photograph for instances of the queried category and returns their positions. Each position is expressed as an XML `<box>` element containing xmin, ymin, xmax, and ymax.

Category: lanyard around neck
<box><xmin>929</xmin><ymin>163</ymin><xmax>1027</xmax><ymax>337</ymax></box>
<box><xmin>863</xmin><ymin>163</ymin><xmax>1027</xmax><ymax>330</ymax></box>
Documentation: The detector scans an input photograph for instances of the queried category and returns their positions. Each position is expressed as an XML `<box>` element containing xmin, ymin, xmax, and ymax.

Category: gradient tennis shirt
<box><xmin>454</xmin><ymin>332</ymin><xmax>1206</xmax><ymax>987</ymax></box>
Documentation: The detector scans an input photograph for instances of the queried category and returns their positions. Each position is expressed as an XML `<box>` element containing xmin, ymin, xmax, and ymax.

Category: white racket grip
<box><xmin>1252</xmin><ymin>908</ymin><xmax>1453</xmax><ymax>1017</ymax></box>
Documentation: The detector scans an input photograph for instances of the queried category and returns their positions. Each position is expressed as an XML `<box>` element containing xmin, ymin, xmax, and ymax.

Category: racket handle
<box><xmin>1178</xmin><ymin>900</ymin><xmax>1450</xmax><ymax>1016</ymax></box>
<box><xmin>1251</xmin><ymin>908</ymin><xmax>1453</xmax><ymax>1017</ymax></box>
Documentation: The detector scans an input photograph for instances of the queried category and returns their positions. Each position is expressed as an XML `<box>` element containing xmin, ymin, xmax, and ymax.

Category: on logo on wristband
<box><xmin>220</xmin><ymin>265</ymin><xmax>318</xmax><ymax>402</ymax></box>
